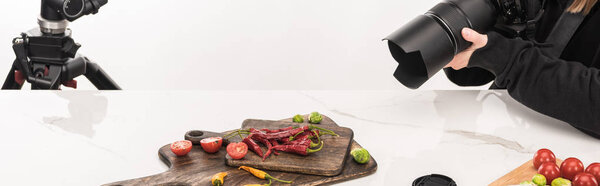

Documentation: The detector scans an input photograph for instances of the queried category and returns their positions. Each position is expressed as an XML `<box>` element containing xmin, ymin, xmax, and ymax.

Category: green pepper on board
<box><xmin>292</xmin><ymin>114</ymin><xmax>304</xmax><ymax>123</ymax></box>
<box><xmin>351</xmin><ymin>148</ymin><xmax>370</xmax><ymax>164</ymax></box>
<box><xmin>308</xmin><ymin>112</ymin><xmax>322</xmax><ymax>124</ymax></box>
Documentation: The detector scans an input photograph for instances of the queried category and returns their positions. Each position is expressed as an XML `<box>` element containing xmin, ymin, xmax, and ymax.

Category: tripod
<box><xmin>2</xmin><ymin>0</ymin><xmax>120</xmax><ymax>90</ymax></box>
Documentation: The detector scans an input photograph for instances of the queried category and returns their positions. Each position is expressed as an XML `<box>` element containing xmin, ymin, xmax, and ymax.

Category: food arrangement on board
<box><xmin>506</xmin><ymin>148</ymin><xmax>600</xmax><ymax>186</ymax></box>
<box><xmin>106</xmin><ymin>113</ymin><xmax>377</xmax><ymax>186</ymax></box>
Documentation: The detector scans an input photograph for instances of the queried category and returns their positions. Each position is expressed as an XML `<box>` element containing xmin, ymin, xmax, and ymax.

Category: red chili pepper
<box><xmin>283</xmin><ymin>136</ymin><xmax>320</xmax><ymax>148</ymax></box>
<box><xmin>282</xmin><ymin>129</ymin><xmax>320</xmax><ymax>143</ymax></box>
<box><xmin>272</xmin><ymin>141</ymin><xmax>324</xmax><ymax>156</ymax></box>
<box><xmin>292</xmin><ymin>129</ymin><xmax>320</xmax><ymax>141</ymax></box>
<box><xmin>284</xmin><ymin>137</ymin><xmax>310</xmax><ymax>146</ymax></box>
<box><xmin>269</xmin><ymin>139</ymin><xmax>280</xmax><ymax>155</ymax></box>
<box><xmin>229</xmin><ymin>125</ymin><xmax>333</xmax><ymax>160</ymax></box>
<box><xmin>243</xmin><ymin>134</ymin><xmax>264</xmax><ymax>158</ymax></box>
<box><xmin>254</xmin><ymin>125</ymin><xmax>336</xmax><ymax>140</ymax></box>
<box><xmin>247</xmin><ymin>128</ymin><xmax>270</xmax><ymax>140</ymax></box>
<box><xmin>251</xmin><ymin>134</ymin><xmax>274</xmax><ymax>162</ymax></box>
<box><xmin>263</xmin><ymin>143</ymin><xmax>273</xmax><ymax>161</ymax></box>
<box><xmin>260</xmin><ymin>126</ymin><xmax>293</xmax><ymax>133</ymax></box>
<box><xmin>282</xmin><ymin>130</ymin><xmax>320</xmax><ymax>148</ymax></box>
<box><xmin>279</xmin><ymin>137</ymin><xmax>291</xmax><ymax>144</ymax></box>
<box><xmin>289</xmin><ymin>130</ymin><xmax>306</xmax><ymax>140</ymax></box>
<box><xmin>249</xmin><ymin>128</ymin><xmax>265</xmax><ymax>134</ymax></box>
<box><xmin>263</xmin><ymin>126</ymin><xmax>309</xmax><ymax>140</ymax></box>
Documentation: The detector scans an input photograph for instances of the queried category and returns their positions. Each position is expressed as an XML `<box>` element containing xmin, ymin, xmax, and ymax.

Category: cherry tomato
<box><xmin>539</xmin><ymin>162</ymin><xmax>561</xmax><ymax>184</ymax></box>
<box><xmin>200</xmin><ymin>137</ymin><xmax>223</xmax><ymax>153</ymax></box>
<box><xmin>226</xmin><ymin>142</ymin><xmax>248</xmax><ymax>160</ymax></box>
<box><xmin>561</xmin><ymin>157</ymin><xmax>585</xmax><ymax>180</ymax></box>
<box><xmin>533</xmin><ymin>148</ymin><xmax>556</xmax><ymax>169</ymax></box>
<box><xmin>170</xmin><ymin>140</ymin><xmax>192</xmax><ymax>156</ymax></box>
<box><xmin>573</xmin><ymin>172</ymin><xmax>598</xmax><ymax>186</ymax></box>
<box><xmin>585</xmin><ymin>163</ymin><xmax>600</xmax><ymax>183</ymax></box>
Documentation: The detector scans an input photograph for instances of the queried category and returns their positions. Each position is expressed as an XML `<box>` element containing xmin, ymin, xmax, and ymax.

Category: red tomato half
<box><xmin>534</xmin><ymin>148</ymin><xmax>556</xmax><ymax>169</ymax></box>
<box><xmin>170</xmin><ymin>140</ymin><xmax>192</xmax><ymax>156</ymax></box>
<box><xmin>226</xmin><ymin>142</ymin><xmax>248</xmax><ymax>160</ymax></box>
<box><xmin>200</xmin><ymin>137</ymin><xmax>223</xmax><ymax>153</ymax></box>
<box><xmin>585</xmin><ymin>163</ymin><xmax>600</xmax><ymax>183</ymax></box>
<box><xmin>573</xmin><ymin>172</ymin><xmax>598</xmax><ymax>186</ymax></box>
<box><xmin>561</xmin><ymin>157</ymin><xmax>585</xmax><ymax>180</ymax></box>
<box><xmin>539</xmin><ymin>162</ymin><xmax>561</xmax><ymax>184</ymax></box>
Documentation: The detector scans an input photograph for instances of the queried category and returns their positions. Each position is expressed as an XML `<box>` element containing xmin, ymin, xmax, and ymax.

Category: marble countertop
<box><xmin>0</xmin><ymin>90</ymin><xmax>598</xmax><ymax>185</ymax></box>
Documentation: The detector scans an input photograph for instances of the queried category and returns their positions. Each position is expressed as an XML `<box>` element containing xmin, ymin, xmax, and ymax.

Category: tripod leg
<box><xmin>2</xmin><ymin>61</ymin><xmax>24</xmax><ymax>90</ymax></box>
<box><xmin>83</xmin><ymin>58</ymin><xmax>121</xmax><ymax>90</ymax></box>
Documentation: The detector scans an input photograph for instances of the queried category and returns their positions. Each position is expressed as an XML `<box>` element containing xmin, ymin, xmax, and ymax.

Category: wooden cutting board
<box><xmin>225</xmin><ymin>119</ymin><xmax>354</xmax><ymax>176</ymax></box>
<box><xmin>104</xmin><ymin>115</ymin><xmax>377</xmax><ymax>186</ymax></box>
<box><xmin>489</xmin><ymin>159</ymin><xmax>563</xmax><ymax>186</ymax></box>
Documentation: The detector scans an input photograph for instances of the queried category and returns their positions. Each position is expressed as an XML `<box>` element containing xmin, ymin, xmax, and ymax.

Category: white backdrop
<box><xmin>0</xmin><ymin>0</ymin><xmax>490</xmax><ymax>90</ymax></box>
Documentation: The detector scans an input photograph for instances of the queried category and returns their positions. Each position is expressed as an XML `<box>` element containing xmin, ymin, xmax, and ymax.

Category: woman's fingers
<box><xmin>445</xmin><ymin>28</ymin><xmax>488</xmax><ymax>70</ymax></box>
<box><xmin>462</xmin><ymin>28</ymin><xmax>488</xmax><ymax>49</ymax></box>
<box><xmin>446</xmin><ymin>50</ymin><xmax>473</xmax><ymax>70</ymax></box>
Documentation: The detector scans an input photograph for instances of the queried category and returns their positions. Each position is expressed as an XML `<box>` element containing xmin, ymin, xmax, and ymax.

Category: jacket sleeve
<box><xmin>468</xmin><ymin>32</ymin><xmax>600</xmax><ymax>137</ymax></box>
<box><xmin>443</xmin><ymin>67</ymin><xmax>495</xmax><ymax>87</ymax></box>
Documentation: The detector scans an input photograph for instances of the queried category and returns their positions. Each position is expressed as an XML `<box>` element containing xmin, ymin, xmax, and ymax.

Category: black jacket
<box><xmin>445</xmin><ymin>0</ymin><xmax>600</xmax><ymax>138</ymax></box>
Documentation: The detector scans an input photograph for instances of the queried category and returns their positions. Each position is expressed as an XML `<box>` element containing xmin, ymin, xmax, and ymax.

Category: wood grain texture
<box><xmin>225</xmin><ymin>119</ymin><xmax>353</xmax><ymax>176</ymax></box>
<box><xmin>489</xmin><ymin>159</ymin><xmax>563</xmax><ymax>186</ymax></box>
<box><xmin>105</xmin><ymin>115</ymin><xmax>377</xmax><ymax>186</ymax></box>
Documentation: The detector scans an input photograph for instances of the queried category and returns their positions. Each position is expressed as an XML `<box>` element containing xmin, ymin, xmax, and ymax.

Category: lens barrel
<box><xmin>40</xmin><ymin>0</ymin><xmax>108</xmax><ymax>22</ymax></box>
<box><xmin>384</xmin><ymin>0</ymin><xmax>497</xmax><ymax>89</ymax></box>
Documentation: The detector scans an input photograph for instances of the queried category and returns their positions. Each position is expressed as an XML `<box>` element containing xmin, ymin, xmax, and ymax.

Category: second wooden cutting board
<box><xmin>490</xmin><ymin>159</ymin><xmax>564</xmax><ymax>185</ymax></box>
<box><xmin>225</xmin><ymin>119</ymin><xmax>354</xmax><ymax>176</ymax></box>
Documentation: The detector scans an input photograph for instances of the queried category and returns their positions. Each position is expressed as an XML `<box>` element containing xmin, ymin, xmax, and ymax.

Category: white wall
<box><xmin>0</xmin><ymin>0</ymin><xmax>490</xmax><ymax>90</ymax></box>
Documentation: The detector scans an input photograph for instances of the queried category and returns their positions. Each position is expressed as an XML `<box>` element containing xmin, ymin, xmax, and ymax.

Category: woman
<box><xmin>444</xmin><ymin>0</ymin><xmax>600</xmax><ymax>138</ymax></box>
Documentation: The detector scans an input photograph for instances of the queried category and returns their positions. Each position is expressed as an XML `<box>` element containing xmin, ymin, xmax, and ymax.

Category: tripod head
<box><xmin>39</xmin><ymin>0</ymin><xmax>107</xmax><ymax>34</ymax></box>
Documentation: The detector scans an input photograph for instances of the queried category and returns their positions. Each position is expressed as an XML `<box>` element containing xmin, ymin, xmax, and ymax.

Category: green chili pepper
<box><xmin>308</xmin><ymin>124</ymin><xmax>339</xmax><ymax>137</ymax></box>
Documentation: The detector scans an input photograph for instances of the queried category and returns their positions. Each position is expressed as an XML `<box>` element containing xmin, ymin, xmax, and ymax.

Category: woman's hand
<box><xmin>445</xmin><ymin>28</ymin><xmax>488</xmax><ymax>70</ymax></box>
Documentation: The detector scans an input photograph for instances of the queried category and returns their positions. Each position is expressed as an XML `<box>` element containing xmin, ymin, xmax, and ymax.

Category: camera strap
<box><xmin>544</xmin><ymin>0</ymin><xmax>586</xmax><ymax>57</ymax></box>
<box><xmin>525</xmin><ymin>10</ymin><xmax>545</xmax><ymax>40</ymax></box>
<box><xmin>525</xmin><ymin>0</ymin><xmax>546</xmax><ymax>40</ymax></box>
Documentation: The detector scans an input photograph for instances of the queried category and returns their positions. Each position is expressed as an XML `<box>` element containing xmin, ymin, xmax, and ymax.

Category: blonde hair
<box><xmin>568</xmin><ymin>0</ymin><xmax>598</xmax><ymax>15</ymax></box>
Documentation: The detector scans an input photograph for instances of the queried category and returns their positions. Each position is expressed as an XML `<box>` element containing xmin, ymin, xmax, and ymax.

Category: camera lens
<box><xmin>384</xmin><ymin>0</ymin><xmax>497</xmax><ymax>89</ymax></box>
<box><xmin>97</xmin><ymin>0</ymin><xmax>108</xmax><ymax>6</ymax></box>
<box><xmin>63</xmin><ymin>0</ymin><xmax>85</xmax><ymax>18</ymax></box>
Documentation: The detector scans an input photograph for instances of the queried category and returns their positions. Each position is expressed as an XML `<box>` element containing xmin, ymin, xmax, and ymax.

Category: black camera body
<box><xmin>384</xmin><ymin>0</ymin><xmax>544</xmax><ymax>89</ymax></box>
<box><xmin>494</xmin><ymin>0</ymin><xmax>545</xmax><ymax>39</ymax></box>
<box><xmin>497</xmin><ymin>0</ymin><xmax>542</xmax><ymax>24</ymax></box>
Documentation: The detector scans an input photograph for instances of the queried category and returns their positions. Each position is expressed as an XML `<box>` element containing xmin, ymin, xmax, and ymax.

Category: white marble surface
<box><xmin>0</xmin><ymin>90</ymin><xmax>598</xmax><ymax>185</ymax></box>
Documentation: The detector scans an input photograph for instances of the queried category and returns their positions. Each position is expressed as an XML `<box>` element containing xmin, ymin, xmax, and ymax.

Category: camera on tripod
<box><xmin>2</xmin><ymin>0</ymin><xmax>120</xmax><ymax>90</ymax></box>
<box><xmin>384</xmin><ymin>0</ymin><xmax>545</xmax><ymax>89</ymax></box>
